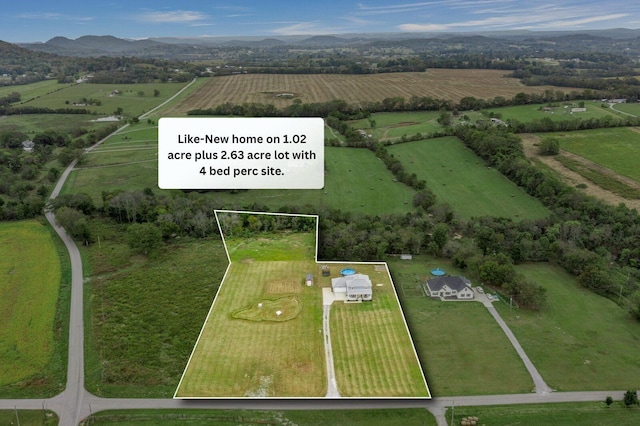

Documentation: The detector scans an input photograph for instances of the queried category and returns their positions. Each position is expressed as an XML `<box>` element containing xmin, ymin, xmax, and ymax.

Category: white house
<box><xmin>425</xmin><ymin>276</ymin><xmax>474</xmax><ymax>300</ymax></box>
<box><xmin>331</xmin><ymin>273</ymin><xmax>373</xmax><ymax>301</ymax></box>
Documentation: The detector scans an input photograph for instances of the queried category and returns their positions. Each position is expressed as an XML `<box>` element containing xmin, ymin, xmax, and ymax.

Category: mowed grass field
<box><xmin>550</xmin><ymin>127</ymin><xmax>640</xmax><ymax>182</ymax></box>
<box><xmin>388</xmin><ymin>137</ymin><xmax>550</xmax><ymax>220</ymax></box>
<box><xmin>349</xmin><ymin>111</ymin><xmax>442</xmax><ymax>141</ymax></box>
<box><xmin>449</xmin><ymin>401</ymin><xmax>640</xmax><ymax>426</ymax></box>
<box><xmin>0</xmin><ymin>410</ymin><xmax>57</xmax><ymax>426</ymax></box>
<box><xmin>0</xmin><ymin>221</ymin><xmax>61</xmax><ymax>386</ymax></box>
<box><xmin>324</xmin><ymin>263</ymin><xmax>430</xmax><ymax>397</ymax></box>
<box><xmin>387</xmin><ymin>255</ymin><xmax>534</xmax><ymax>396</ymax></box>
<box><xmin>175</xmin><ymin>232</ymin><xmax>325</xmax><ymax>397</ymax></box>
<box><xmin>496</xmin><ymin>263</ymin><xmax>640</xmax><ymax>391</ymax></box>
<box><xmin>163</xmin><ymin>70</ymin><xmax>560</xmax><ymax>114</ymax></box>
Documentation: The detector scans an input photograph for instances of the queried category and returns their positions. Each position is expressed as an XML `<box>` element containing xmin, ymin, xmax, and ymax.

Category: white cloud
<box><xmin>136</xmin><ymin>10</ymin><xmax>209</xmax><ymax>24</ymax></box>
<box><xmin>17</xmin><ymin>12</ymin><xmax>93</xmax><ymax>22</ymax></box>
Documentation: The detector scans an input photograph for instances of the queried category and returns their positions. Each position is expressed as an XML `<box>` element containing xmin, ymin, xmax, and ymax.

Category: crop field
<box><xmin>326</xmin><ymin>263</ymin><xmax>430</xmax><ymax>397</ymax></box>
<box><xmin>0</xmin><ymin>221</ymin><xmax>61</xmax><ymax>387</ymax></box>
<box><xmin>175</xmin><ymin>231</ymin><xmax>325</xmax><ymax>397</ymax></box>
<box><xmin>482</xmin><ymin>101</ymin><xmax>624</xmax><ymax>123</ymax></box>
<box><xmin>84</xmin><ymin>220</ymin><xmax>228</xmax><ymax>397</ymax></box>
<box><xmin>496</xmin><ymin>263</ymin><xmax>640</xmax><ymax>391</ymax></box>
<box><xmin>549</xmin><ymin>127</ymin><xmax>640</xmax><ymax>182</ymax></box>
<box><xmin>388</xmin><ymin>254</ymin><xmax>533</xmax><ymax>396</ymax></box>
<box><xmin>349</xmin><ymin>111</ymin><xmax>442</xmax><ymax>141</ymax></box>
<box><xmin>449</xmin><ymin>401</ymin><xmax>640</xmax><ymax>426</ymax></box>
<box><xmin>163</xmin><ymin>70</ymin><xmax>561</xmax><ymax>115</ymax></box>
<box><xmin>22</xmin><ymin>82</ymin><xmax>189</xmax><ymax>118</ymax></box>
<box><xmin>84</xmin><ymin>408</ymin><xmax>437</xmax><ymax>426</ymax></box>
<box><xmin>388</xmin><ymin>137</ymin><xmax>550</xmax><ymax>220</ymax></box>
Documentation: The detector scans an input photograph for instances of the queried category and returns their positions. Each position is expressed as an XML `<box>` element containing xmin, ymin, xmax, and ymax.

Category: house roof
<box><xmin>426</xmin><ymin>276</ymin><xmax>472</xmax><ymax>293</ymax></box>
<box><xmin>332</xmin><ymin>274</ymin><xmax>372</xmax><ymax>295</ymax></box>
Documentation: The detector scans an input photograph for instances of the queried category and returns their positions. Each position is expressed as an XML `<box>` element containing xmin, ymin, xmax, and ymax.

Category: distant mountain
<box><xmin>20</xmin><ymin>35</ymin><xmax>170</xmax><ymax>57</ymax></box>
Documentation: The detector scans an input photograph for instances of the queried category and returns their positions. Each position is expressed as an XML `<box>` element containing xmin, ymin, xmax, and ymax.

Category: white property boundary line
<box><xmin>173</xmin><ymin>209</ymin><xmax>430</xmax><ymax>399</ymax></box>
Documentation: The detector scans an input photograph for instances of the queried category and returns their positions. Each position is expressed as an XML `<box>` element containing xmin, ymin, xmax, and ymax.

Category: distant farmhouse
<box><xmin>332</xmin><ymin>273</ymin><xmax>373</xmax><ymax>302</ymax></box>
<box><xmin>425</xmin><ymin>276</ymin><xmax>474</xmax><ymax>300</ymax></box>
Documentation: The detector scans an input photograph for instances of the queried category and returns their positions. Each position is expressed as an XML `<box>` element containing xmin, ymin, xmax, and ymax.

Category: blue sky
<box><xmin>2</xmin><ymin>1</ymin><xmax>638</xmax><ymax>42</ymax></box>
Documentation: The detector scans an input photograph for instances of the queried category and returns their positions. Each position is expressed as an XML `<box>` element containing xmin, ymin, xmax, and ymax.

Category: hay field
<box><xmin>0</xmin><ymin>221</ymin><xmax>61</xmax><ymax>386</ymax></box>
<box><xmin>164</xmin><ymin>70</ymin><xmax>558</xmax><ymax>115</ymax></box>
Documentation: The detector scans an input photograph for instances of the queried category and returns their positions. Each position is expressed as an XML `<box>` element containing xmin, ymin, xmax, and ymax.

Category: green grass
<box><xmin>610</xmin><ymin>102</ymin><xmax>640</xmax><ymax>116</ymax></box>
<box><xmin>225</xmin><ymin>232</ymin><xmax>316</xmax><ymax>261</ymax></box>
<box><xmin>0</xmin><ymin>113</ymin><xmax>115</xmax><ymax>136</ymax></box>
<box><xmin>23</xmin><ymin>82</ymin><xmax>189</xmax><ymax>118</ymax></box>
<box><xmin>554</xmin><ymin>155</ymin><xmax>640</xmax><ymax>199</ymax></box>
<box><xmin>83</xmin><ymin>219</ymin><xmax>228</xmax><ymax>397</ymax></box>
<box><xmin>350</xmin><ymin>111</ymin><xmax>442</xmax><ymax>141</ymax></box>
<box><xmin>328</xmin><ymin>263</ymin><xmax>430</xmax><ymax>397</ymax></box>
<box><xmin>65</xmin><ymin>129</ymin><xmax>416</xmax><ymax>214</ymax></box>
<box><xmin>0</xmin><ymin>79</ymin><xmax>67</xmax><ymax>102</ymax></box>
<box><xmin>84</xmin><ymin>408</ymin><xmax>437</xmax><ymax>426</ymax></box>
<box><xmin>447</xmin><ymin>401</ymin><xmax>640</xmax><ymax>426</ymax></box>
<box><xmin>496</xmin><ymin>263</ymin><xmax>640</xmax><ymax>391</ymax></box>
<box><xmin>483</xmin><ymin>102</ymin><xmax>624</xmax><ymax>123</ymax></box>
<box><xmin>550</xmin><ymin>127</ymin><xmax>640</xmax><ymax>182</ymax></box>
<box><xmin>387</xmin><ymin>255</ymin><xmax>534</xmax><ymax>396</ymax></box>
<box><xmin>0</xmin><ymin>410</ymin><xmax>57</xmax><ymax>426</ymax></box>
<box><xmin>0</xmin><ymin>221</ymin><xmax>62</xmax><ymax>388</ymax></box>
<box><xmin>388</xmin><ymin>137</ymin><xmax>550</xmax><ymax>220</ymax></box>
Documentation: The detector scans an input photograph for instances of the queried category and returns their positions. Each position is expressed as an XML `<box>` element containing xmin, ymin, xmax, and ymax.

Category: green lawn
<box><xmin>448</xmin><ymin>401</ymin><xmax>640</xmax><ymax>426</ymax></box>
<box><xmin>387</xmin><ymin>255</ymin><xmax>534</xmax><ymax>396</ymax></box>
<box><xmin>84</xmin><ymin>219</ymin><xmax>228</xmax><ymax>397</ymax></box>
<box><xmin>549</xmin><ymin>127</ymin><xmax>640</xmax><ymax>182</ymax></box>
<box><xmin>388</xmin><ymin>137</ymin><xmax>550</xmax><ymax>220</ymax></box>
<box><xmin>84</xmin><ymin>408</ymin><xmax>437</xmax><ymax>426</ymax></box>
<box><xmin>611</xmin><ymin>102</ymin><xmax>640</xmax><ymax>116</ymax></box>
<box><xmin>497</xmin><ymin>263</ymin><xmax>640</xmax><ymax>391</ymax></box>
<box><xmin>0</xmin><ymin>221</ymin><xmax>61</xmax><ymax>388</ymax></box>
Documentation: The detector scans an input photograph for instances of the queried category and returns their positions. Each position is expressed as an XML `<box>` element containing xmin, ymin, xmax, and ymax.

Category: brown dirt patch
<box><xmin>520</xmin><ymin>134</ymin><xmax>640</xmax><ymax>211</ymax></box>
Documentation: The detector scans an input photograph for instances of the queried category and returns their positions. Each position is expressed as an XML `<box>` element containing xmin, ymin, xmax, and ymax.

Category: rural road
<box><xmin>1</xmin><ymin>77</ymin><xmax>634</xmax><ymax>424</ymax></box>
<box><xmin>322</xmin><ymin>304</ymin><xmax>341</xmax><ymax>398</ymax></box>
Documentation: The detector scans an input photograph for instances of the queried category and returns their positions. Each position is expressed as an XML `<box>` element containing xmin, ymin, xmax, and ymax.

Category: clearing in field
<box><xmin>0</xmin><ymin>220</ymin><xmax>61</xmax><ymax>386</ymax></box>
<box><xmin>388</xmin><ymin>137</ymin><xmax>550</xmax><ymax>220</ymax></box>
<box><xmin>163</xmin><ymin>70</ymin><xmax>562</xmax><ymax>115</ymax></box>
<box><xmin>349</xmin><ymin>111</ymin><xmax>442</xmax><ymax>141</ymax></box>
<box><xmin>175</xmin><ymin>211</ymin><xmax>429</xmax><ymax>398</ymax></box>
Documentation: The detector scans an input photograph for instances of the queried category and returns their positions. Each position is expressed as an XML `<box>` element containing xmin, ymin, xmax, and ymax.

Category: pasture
<box><xmin>65</xmin><ymin>127</ymin><xmax>416</xmax><ymax>215</ymax></box>
<box><xmin>387</xmin><ymin>255</ymin><xmax>534</xmax><ymax>396</ymax></box>
<box><xmin>0</xmin><ymin>410</ymin><xmax>57</xmax><ymax>426</ymax></box>
<box><xmin>482</xmin><ymin>101</ymin><xmax>623</xmax><ymax>123</ymax></box>
<box><xmin>611</xmin><ymin>102</ymin><xmax>640</xmax><ymax>116</ymax></box>
<box><xmin>326</xmin><ymin>263</ymin><xmax>430</xmax><ymax>397</ymax></box>
<box><xmin>448</xmin><ymin>401</ymin><xmax>640</xmax><ymax>426</ymax></box>
<box><xmin>84</xmin><ymin>408</ymin><xmax>437</xmax><ymax>425</ymax></box>
<box><xmin>0</xmin><ymin>79</ymin><xmax>66</xmax><ymax>101</ymax></box>
<box><xmin>0</xmin><ymin>221</ymin><xmax>61</xmax><ymax>387</ymax></box>
<box><xmin>84</xmin><ymin>221</ymin><xmax>228</xmax><ymax>397</ymax></box>
<box><xmin>550</xmin><ymin>127</ymin><xmax>640</xmax><ymax>182</ymax></box>
<box><xmin>162</xmin><ymin>70</ymin><xmax>560</xmax><ymax>115</ymax></box>
<box><xmin>22</xmin><ymin>82</ymin><xmax>189</xmax><ymax>118</ymax></box>
<box><xmin>0</xmin><ymin>113</ymin><xmax>114</xmax><ymax>136</ymax></box>
<box><xmin>497</xmin><ymin>263</ymin><xmax>640</xmax><ymax>391</ymax></box>
<box><xmin>349</xmin><ymin>111</ymin><xmax>442</xmax><ymax>141</ymax></box>
<box><xmin>388</xmin><ymin>137</ymin><xmax>550</xmax><ymax>220</ymax></box>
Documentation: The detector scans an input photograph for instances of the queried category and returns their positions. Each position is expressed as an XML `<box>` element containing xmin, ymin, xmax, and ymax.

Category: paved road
<box><xmin>1</xmin><ymin>78</ymin><xmax>635</xmax><ymax>424</ymax></box>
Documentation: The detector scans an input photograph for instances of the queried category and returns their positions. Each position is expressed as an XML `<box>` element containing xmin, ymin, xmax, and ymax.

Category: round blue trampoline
<box><xmin>431</xmin><ymin>268</ymin><xmax>446</xmax><ymax>276</ymax></box>
<box><xmin>341</xmin><ymin>268</ymin><xmax>356</xmax><ymax>276</ymax></box>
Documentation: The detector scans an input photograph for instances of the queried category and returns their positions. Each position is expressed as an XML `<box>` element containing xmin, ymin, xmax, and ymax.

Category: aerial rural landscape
<box><xmin>2</xmin><ymin>1</ymin><xmax>640</xmax><ymax>425</ymax></box>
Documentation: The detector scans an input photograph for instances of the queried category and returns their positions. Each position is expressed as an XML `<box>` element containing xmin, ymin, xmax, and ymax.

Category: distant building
<box><xmin>331</xmin><ymin>273</ymin><xmax>373</xmax><ymax>301</ymax></box>
<box><xmin>425</xmin><ymin>276</ymin><xmax>474</xmax><ymax>300</ymax></box>
<box><xmin>571</xmin><ymin>107</ymin><xmax>587</xmax><ymax>113</ymax></box>
<box><xmin>22</xmin><ymin>140</ymin><xmax>34</xmax><ymax>152</ymax></box>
